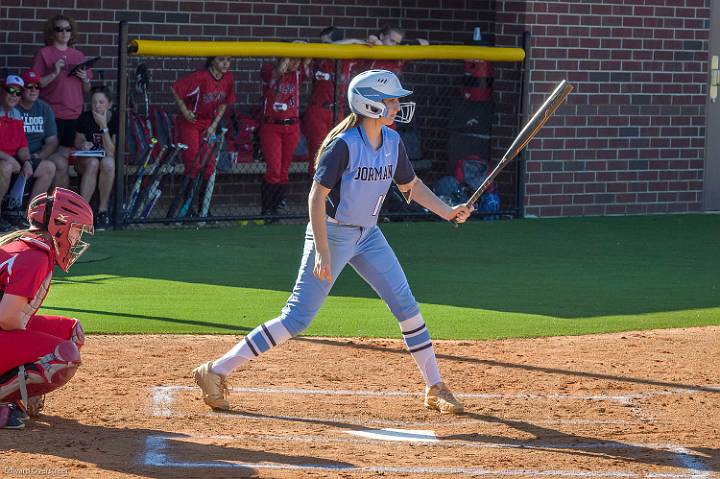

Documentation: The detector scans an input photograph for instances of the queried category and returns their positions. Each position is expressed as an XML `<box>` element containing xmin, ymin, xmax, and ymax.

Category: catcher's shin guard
<box><xmin>0</xmin><ymin>339</ymin><xmax>81</xmax><ymax>404</ymax></box>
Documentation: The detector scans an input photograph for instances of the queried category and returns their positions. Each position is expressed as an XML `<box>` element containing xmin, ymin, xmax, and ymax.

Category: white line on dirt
<box><xmin>199</xmin><ymin>409</ymin><xmax>632</xmax><ymax>428</ymax></box>
<box><xmin>141</xmin><ymin>435</ymin><xmax>711</xmax><ymax>478</ymax></box>
<box><xmin>148</xmin><ymin>386</ymin><xmax>638</xmax><ymax>426</ymax></box>
<box><xmin>146</xmin><ymin>386</ymin><xmax>713</xmax><ymax>477</ymax></box>
<box><xmin>152</xmin><ymin>384</ymin><xmax>707</xmax><ymax>405</ymax></box>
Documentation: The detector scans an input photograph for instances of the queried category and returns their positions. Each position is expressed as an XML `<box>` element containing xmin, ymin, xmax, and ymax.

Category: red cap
<box><xmin>20</xmin><ymin>70</ymin><xmax>40</xmax><ymax>87</ymax></box>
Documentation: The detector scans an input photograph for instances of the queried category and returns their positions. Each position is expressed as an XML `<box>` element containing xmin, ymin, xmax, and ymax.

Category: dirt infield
<box><xmin>1</xmin><ymin>327</ymin><xmax>718</xmax><ymax>478</ymax></box>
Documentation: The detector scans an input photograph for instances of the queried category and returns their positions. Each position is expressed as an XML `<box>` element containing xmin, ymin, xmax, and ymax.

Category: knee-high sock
<box><xmin>211</xmin><ymin>317</ymin><xmax>293</xmax><ymax>377</ymax></box>
<box><xmin>399</xmin><ymin>313</ymin><xmax>441</xmax><ymax>387</ymax></box>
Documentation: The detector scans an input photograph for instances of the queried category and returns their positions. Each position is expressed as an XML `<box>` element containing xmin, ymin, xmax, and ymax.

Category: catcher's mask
<box><xmin>27</xmin><ymin>188</ymin><xmax>94</xmax><ymax>272</ymax></box>
<box><xmin>348</xmin><ymin>69</ymin><xmax>416</xmax><ymax>123</ymax></box>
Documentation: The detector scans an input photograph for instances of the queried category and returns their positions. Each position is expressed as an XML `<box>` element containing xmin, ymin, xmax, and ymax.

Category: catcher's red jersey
<box><xmin>172</xmin><ymin>69</ymin><xmax>236</xmax><ymax>127</ymax></box>
<box><xmin>0</xmin><ymin>235</ymin><xmax>54</xmax><ymax>329</ymax></box>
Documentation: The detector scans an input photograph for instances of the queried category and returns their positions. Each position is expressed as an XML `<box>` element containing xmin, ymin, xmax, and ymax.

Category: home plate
<box><xmin>345</xmin><ymin>428</ymin><xmax>438</xmax><ymax>443</ymax></box>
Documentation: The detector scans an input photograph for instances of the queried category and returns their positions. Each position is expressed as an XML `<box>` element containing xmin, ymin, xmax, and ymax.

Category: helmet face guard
<box><xmin>62</xmin><ymin>223</ymin><xmax>93</xmax><ymax>271</ymax></box>
<box><xmin>392</xmin><ymin>101</ymin><xmax>415</xmax><ymax>123</ymax></box>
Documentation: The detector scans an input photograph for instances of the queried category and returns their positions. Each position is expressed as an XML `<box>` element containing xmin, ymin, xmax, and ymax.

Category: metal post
<box><xmin>113</xmin><ymin>20</ymin><xmax>129</xmax><ymax>229</ymax></box>
<box><xmin>514</xmin><ymin>30</ymin><xmax>531</xmax><ymax>218</ymax></box>
<box><xmin>333</xmin><ymin>59</ymin><xmax>340</xmax><ymax>124</ymax></box>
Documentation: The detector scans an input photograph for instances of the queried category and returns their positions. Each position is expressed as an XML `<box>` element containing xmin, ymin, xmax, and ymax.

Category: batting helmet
<box><xmin>348</xmin><ymin>69</ymin><xmax>415</xmax><ymax>123</ymax></box>
<box><xmin>27</xmin><ymin>188</ymin><xmax>94</xmax><ymax>272</ymax></box>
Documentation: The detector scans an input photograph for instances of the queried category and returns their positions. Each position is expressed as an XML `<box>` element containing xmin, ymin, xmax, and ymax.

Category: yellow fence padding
<box><xmin>129</xmin><ymin>40</ymin><xmax>525</xmax><ymax>62</ymax></box>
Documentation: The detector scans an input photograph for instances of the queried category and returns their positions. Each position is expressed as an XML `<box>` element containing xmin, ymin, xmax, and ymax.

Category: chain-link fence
<box><xmin>114</xmin><ymin>48</ymin><xmax>522</xmax><ymax>228</ymax></box>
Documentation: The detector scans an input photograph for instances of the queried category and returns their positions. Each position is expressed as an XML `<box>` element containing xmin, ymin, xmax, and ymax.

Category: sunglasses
<box><xmin>54</xmin><ymin>26</ymin><xmax>72</xmax><ymax>33</ymax></box>
<box><xmin>25</xmin><ymin>84</ymin><xmax>40</xmax><ymax>91</ymax></box>
<box><xmin>4</xmin><ymin>87</ymin><xmax>22</xmax><ymax>96</ymax></box>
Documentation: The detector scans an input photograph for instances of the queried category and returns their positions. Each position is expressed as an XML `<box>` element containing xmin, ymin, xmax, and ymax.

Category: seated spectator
<box><xmin>15</xmin><ymin>70</ymin><xmax>58</xmax><ymax>200</ymax></box>
<box><xmin>73</xmin><ymin>86</ymin><xmax>117</xmax><ymax>230</ymax></box>
<box><xmin>0</xmin><ymin>76</ymin><xmax>34</xmax><ymax>231</ymax></box>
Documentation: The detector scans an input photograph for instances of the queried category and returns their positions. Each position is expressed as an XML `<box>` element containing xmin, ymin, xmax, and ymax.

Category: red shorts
<box><xmin>0</xmin><ymin>315</ymin><xmax>84</xmax><ymax>403</ymax></box>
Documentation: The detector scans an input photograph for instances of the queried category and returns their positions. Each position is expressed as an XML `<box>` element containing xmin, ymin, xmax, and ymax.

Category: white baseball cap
<box><xmin>4</xmin><ymin>75</ymin><xmax>24</xmax><ymax>88</ymax></box>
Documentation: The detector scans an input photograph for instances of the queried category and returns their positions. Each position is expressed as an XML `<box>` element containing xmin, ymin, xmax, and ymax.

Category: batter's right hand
<box><xmin>313</xmin><ymin>251</ymin><xmax>332</xmax><ymax>284</ymax></box>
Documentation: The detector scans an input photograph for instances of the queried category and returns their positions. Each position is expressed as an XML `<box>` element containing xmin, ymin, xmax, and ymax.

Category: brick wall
<box><xmin>498</xmin><ymin>0</ymin><xmax>710</xmax><ymax>217</ymax></box>
<box><xmin>4</xmin><ymin>1</ymin><xmax>707</xmax><ymax>218</ymax></box>
<box><xmin>2</xmin><ymin>1</ymin><xmax>517</xmax><ymax>214</ymax></box>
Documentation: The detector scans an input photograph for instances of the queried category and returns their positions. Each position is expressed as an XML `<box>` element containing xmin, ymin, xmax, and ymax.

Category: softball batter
<box><xmin>194</xmin><ymin>69</ymin><xmax>472</xmax><ymax>414</ymax></box>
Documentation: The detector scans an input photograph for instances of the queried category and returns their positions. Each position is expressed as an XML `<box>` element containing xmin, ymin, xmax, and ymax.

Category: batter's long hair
<box><xmin>313</xmin><ymin>113</ymin><xmax>360</xmax><ymax>169</ymax></box>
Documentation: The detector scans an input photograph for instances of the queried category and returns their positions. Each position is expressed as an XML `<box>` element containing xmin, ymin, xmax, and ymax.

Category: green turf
<box><xmin>40</xmin><ymin>214</ymin><xmax>720</xmax><ymax>339</ymax></box>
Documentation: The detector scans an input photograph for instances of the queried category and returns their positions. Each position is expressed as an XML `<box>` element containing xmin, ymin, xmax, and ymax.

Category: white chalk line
<box><xmin>152</xmin><ymin>385</ymin><xmax>632</xmax><ymax>426</ymax></box>
<box><xmin>153</xmin><ymin>384</ymin><xmax>714</xmax><ymax>408</ymax></box>
<box><xmin>146</xmin><ymin>386</ymin><xmax>714</xmax><ymax>477</ymax></box>
<box><xmin>142</xmin><ymin>435</ymin><xmax>713</xmax><ymax>478</ymax></box>
<box><xmin>184</xmin><ymin>408</ymin><xmax>633</xmax><ymax>428</ymax></box>
<box><xmin>172</xmin><ymin>431</ymin><xmax>709</xmax><ymax>454</ymax></box>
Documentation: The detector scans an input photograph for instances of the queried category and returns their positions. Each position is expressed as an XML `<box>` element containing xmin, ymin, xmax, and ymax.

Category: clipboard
<box><xmin>69</xmin><ymin>56</ymin><xmax>100</xmax><ymax>76</ymax></box>
<box><xmin>71</xmin><ymin>149</ymin><xmax>105</xmax><ymax>158</ymax></box>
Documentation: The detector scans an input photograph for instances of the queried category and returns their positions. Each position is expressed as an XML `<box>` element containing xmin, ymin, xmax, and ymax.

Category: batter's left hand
<box><xmin>449</xmin><ymin>204</ymin><xmax>473</xmax><ymax>224</ymax></box>
<box><xmin>313</xmin><ymin>250</ymin><xmax>332</xmax><ymax>284</ymax></box>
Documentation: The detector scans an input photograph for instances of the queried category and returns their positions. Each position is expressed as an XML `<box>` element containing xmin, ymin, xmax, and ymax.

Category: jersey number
<box><xmin>372</xmin><ymin>195</ymin><xmax>385</xmax><ymax>216</ymax></box>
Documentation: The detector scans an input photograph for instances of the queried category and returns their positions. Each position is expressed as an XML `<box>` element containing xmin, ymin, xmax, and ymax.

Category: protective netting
<box><xmin>119</xmin><ymin>54</ymin><xmax>517</xmax><ymax>227</ymax></box>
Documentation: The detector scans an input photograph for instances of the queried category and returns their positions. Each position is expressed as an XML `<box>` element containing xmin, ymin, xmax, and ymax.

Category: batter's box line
<box><xmin>141</xmin><ymin>434</ymin><xmax>713</xmax><ymax>478</ymax></box>
<box><xmin>151</xmin><ymin>384</ymin><xmax>715</xmax><ymax>416</ymax></box>
<box><xmin>150</xmin><ymin>386</ymin><xmax>671</xmax><ymax>428</ymax></box>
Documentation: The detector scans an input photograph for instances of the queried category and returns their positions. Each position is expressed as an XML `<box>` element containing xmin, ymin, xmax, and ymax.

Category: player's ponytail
<box><xmin>0</xmin><ymin>230</ymin><xmax>32</xmax><ymax>246</ymax></box>
<box><xmin>314</xmin><ymin>113</ymin><xmax>360</xmax><ymax>169</ymax></box>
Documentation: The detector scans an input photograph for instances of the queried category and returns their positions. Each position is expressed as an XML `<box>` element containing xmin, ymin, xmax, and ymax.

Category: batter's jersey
<box><xmin>0</xmin><ymin>235</ymin><xmax>55</xmax><ymax>329</ymax></box>
<box><xmin>314</xmin><ymin>126</ymin><xmax>415</xmax><ymax>228</ymax></box>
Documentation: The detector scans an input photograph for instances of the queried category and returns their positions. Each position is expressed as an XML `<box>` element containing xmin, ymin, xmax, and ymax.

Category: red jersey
<box><xmin>260</xmin><ymin>63</ymin><xmax>306</xmax><ymax>121</ymax></box>
<box><xmin>368</xmin><ymin>59</ymin><xmax>405</xmax><ymax>76</ymax></box>
<box><xmin>0</xmin><ymin>107</ymin><xmax>28</xmax><ymax>157</ymax></box>
<box><xmin>308</xmin><ymin>59</ymin><xmax>359</xmax><ymax>108</ymax></box>
<box><xmin>173</xmin><ymin>69</ymin><xmax>236</xmax><ymax>128</ymax></box>
<box><xmin>32</xmin><ymin>45</ymin><xmax>93</xmax><ymax>120</ymax></box>
<box><xmin>0</xmin><ymin>235</ymin><xmax>55</xmax><ymax>329</ymax></box>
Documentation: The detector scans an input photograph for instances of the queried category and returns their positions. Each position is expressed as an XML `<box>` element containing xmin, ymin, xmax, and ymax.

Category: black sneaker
<box><xmin>276</xmin><ymin>199</ymin><xmax>289</xmax><ymax>215</ymax></box>
<box><xmin>0</xmin><ymin>403</ymin><xmax>26</xmax><ymax>429</ymax></box>
<box><xmin>96</xmin><ymin>211</ymin><xmax>111</xmax><ymax>231</ymax></box>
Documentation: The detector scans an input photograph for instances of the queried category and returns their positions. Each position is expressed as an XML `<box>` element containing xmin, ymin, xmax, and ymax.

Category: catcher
<box><xmin>0</xmin><ymin>187</ymin><xmax>93</xmax><ymax>429</ymax></box>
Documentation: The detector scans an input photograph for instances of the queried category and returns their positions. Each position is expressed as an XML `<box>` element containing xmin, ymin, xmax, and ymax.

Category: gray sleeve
<box><xmin>313</xmin><ymin>138</ymin><xmax>349</xmax><ymax>189</ymax></box>
<box><xmin>394</xmin><ymin>139</ymin><xmax>416</xmax><ymax>185</ymax></box>
<box><xmin>42</xmin><ymin>102</ymin><xmax>57</xmax><ymax>139</ymax></box>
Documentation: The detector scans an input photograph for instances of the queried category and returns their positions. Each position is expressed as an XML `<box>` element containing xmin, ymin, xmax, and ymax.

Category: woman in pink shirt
<box><xmin>32</xmin><ymin>14</ymin><xmax>93</xmax><ymax>186</ymax></box>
